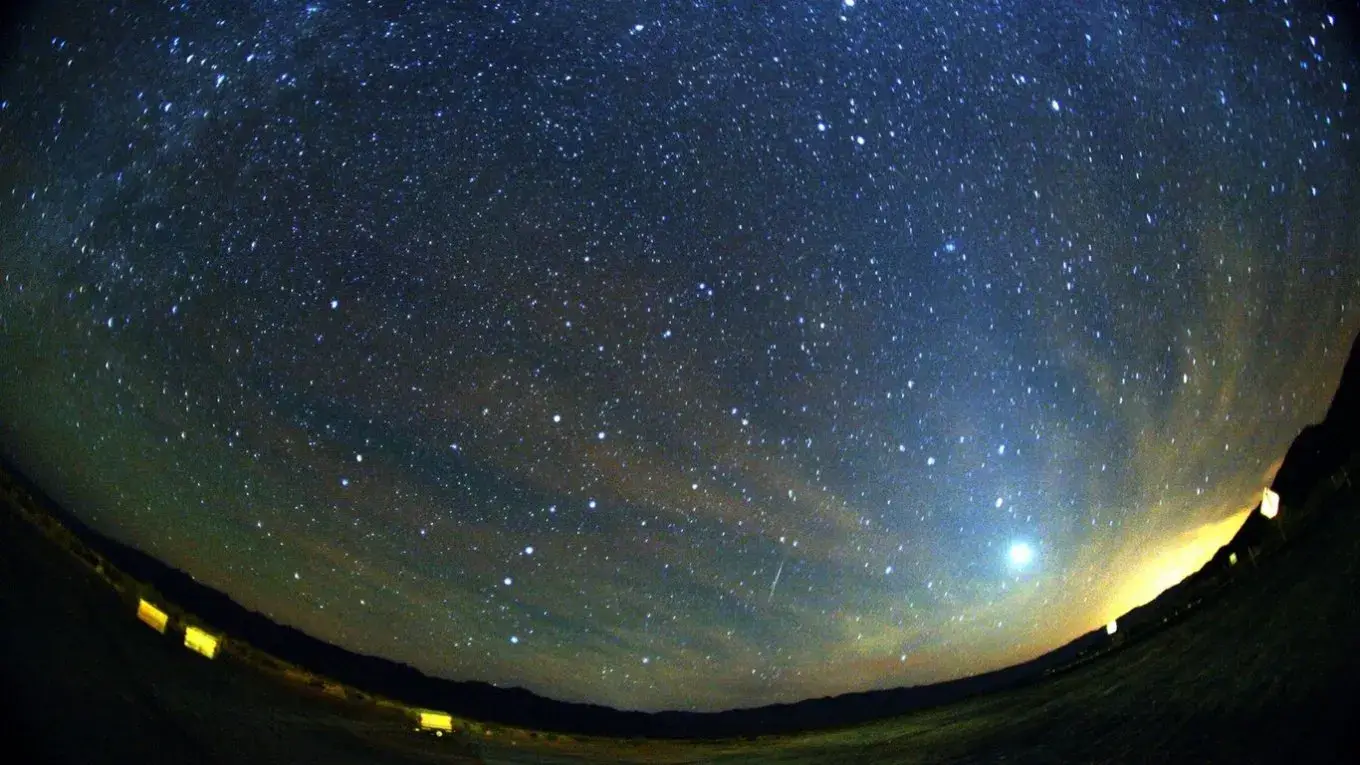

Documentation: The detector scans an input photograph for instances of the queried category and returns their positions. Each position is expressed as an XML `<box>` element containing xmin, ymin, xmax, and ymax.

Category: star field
<box><xmin>1</xmin><ymin>0</ymin><xmax>1359</xmax><ymax>711</ymax></box>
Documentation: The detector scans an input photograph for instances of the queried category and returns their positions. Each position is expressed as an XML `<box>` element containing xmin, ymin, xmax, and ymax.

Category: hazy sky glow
<box><xmin>1</xmin><ymin>0</ymin><xmax>1358</xmax><ymax>712</ymax></box>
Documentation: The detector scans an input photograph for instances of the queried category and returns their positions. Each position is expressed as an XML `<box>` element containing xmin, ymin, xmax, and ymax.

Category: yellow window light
<box><xmin>1229</xmin><ymin>552</ymin><xmax>1238</xmax><ymax>566</ymax></box>
<box><xmin>137</xmin><ymin>599</ymin><xmax>169</xmax><ymax>634</ymax></box>
<box><xmin>1260</xmin><ymin>487</ymin><xmax>1280</xmax><ymax>519</ymax></box>
<box><xmin>184</xmin><ymin>626</ymin><xmax>220</xmax><ymax>659</ymax></box>
<box><xmin>419</xmin><ymin>711</ymin><xmax>454</xmax><ymax>732</ymax></box>
<box><xmin>1105</xmin><ymin>620</ymin><xmax>1118</xmax><ymax>636</ymax></box>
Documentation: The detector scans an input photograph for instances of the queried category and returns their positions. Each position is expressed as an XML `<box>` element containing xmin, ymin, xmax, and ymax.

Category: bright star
<box><xmin>1007</xmin><ymin>541</ymin><xmax>1035</xmax><ymax>568</ymax></box>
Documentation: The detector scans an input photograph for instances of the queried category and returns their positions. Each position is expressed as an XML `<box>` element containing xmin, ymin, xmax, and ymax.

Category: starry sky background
<box><xmin>2</xmin><ymin>0</ymin><xmax>1359</xmax><ymax>712</ymax></box>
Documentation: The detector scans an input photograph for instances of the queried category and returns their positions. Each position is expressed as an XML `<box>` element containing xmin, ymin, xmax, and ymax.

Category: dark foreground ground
<box><xmin>3</xmin><ymin>477</ymin><xmax>1359</xmax><ymax>764</ymax></box>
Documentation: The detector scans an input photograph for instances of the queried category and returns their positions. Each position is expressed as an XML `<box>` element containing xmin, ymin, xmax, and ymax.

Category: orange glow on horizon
<box><xmin>1102</xmin><ymin>509</ymin><xmax>1251</xmax><ymax>622</ymax></box>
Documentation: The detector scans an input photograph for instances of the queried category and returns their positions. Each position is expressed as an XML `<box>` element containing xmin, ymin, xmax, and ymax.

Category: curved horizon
<box><xmin>1</xmin><ymin>0</ymin><xmax>1358</xmax><ymax>712</ymax></box>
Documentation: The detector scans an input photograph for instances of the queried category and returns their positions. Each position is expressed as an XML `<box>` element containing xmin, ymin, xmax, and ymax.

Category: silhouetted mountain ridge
<box><xmin>1270</xmin><ymin>332</ymin><xmax>1360</xmax><ymax>507</ymax></box>
<box><xmin>1118</xmin><ymin>330</ymin><xmax>1360</xmax><ymax>640</ymax></box>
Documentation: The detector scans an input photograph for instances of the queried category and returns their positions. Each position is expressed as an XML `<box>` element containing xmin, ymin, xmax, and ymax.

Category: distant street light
<box><xmin>1260</xmin><ymin>487</ymin><xmax>1280</xmax><ymax>520</ymax></box>
<box><xmin>1260</xmin><ymin>486</ymin><xmax>1288</xmax><ymax>543</ymax></box>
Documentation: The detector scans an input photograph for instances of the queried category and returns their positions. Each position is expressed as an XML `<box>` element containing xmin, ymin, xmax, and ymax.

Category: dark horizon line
<box><xmin>0</xmin><ymin>449</ymin><xmax>1127</xmax><ymax>738</ymax></box>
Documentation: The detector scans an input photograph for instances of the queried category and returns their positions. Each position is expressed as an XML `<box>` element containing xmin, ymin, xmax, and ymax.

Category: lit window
<box><xmin>184</xmin><ymin>626</ymin><xmax>219</xmax><ymax>659</ymax></box>
<box><xmin>419</xmin><ymin>711</ymin><xmax>453</xmax><ymax>732</ymax></box>
<box><xmin>137</xmin><ymin>599</ymin><xmax>169</xmax><ymax>634</ymax></box>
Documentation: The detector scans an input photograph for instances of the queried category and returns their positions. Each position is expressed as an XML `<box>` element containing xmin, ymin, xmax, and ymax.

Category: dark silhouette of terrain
<box><xmin>0</xmin><ymin>452</ymin><xmax>1101</xmax><ymax>739</ymax></box>
<box><xmin>1270</xmin><ymin>331</ymin><xmax>1360</xmax><ymax>507</ymax></box>
<box><xmin>2</xmin><ymin>329</ymin><xmax>1359</xmax><ymax>762</ymax></box>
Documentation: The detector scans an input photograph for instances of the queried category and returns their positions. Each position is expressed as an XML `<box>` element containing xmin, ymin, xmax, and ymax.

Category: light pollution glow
<box><xmin>1100</xmin><ymin>507</ymin><xmax>1254</xmax><ymax>622</ymax></box>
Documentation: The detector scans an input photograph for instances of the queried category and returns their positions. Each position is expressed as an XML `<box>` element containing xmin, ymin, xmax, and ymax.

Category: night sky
<box><xmin>2</xmin><ymin>0</ymin><xmax>1359</xmax><ymax>712</ymax></box>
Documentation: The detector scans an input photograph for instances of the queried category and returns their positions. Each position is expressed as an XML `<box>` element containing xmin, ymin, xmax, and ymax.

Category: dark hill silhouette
<box><xmin>1113</xmin><ymin>331</ymin><xmax>1360</xmax><ymax>637</ymax></box>
<box><xmin>1193</xmin><ymin>329</ymin><xmax>1360</xmax><ymax>573</ymax></box>
<box><xmin>1104</xmin><ymin>330</ymin><xmax>1360</xmax><ymax>649</ymax></box>
<box><xmin>0</xmin><ymin>454</ymin><xmax>1107</xmax><ymax>739</ymax></box>
<box><xmin>1270</xmin><ymin>332</ymin><xmax>1360</xmax><ymax>507</ymax></box>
